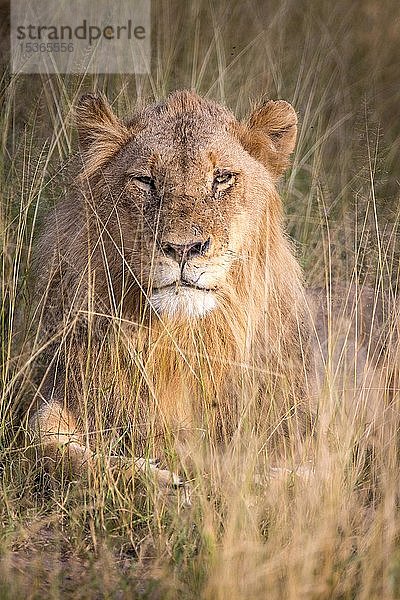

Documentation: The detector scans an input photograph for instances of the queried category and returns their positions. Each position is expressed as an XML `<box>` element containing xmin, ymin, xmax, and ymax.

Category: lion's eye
<box><xmin>212</xmin><ymin>170</ymin><xmax>235</xmax><ymax>193</ymax></box>
<box><xmin>127</xmin><ymin>174</ymin><xmax>155</xmax><ymax>192</ymax></box>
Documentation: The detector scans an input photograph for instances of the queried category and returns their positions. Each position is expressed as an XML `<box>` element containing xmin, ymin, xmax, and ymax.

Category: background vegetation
<box><xmin>0</xmin><ymin>0</ymin><xmax>399</xmax><ymax>597</ymax></box>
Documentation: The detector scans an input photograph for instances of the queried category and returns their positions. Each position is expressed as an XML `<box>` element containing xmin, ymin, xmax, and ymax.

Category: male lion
<box><xmin>29</xmin><ymin>90</ymin><xmax>315</xmax><ymax>487</ymax></box>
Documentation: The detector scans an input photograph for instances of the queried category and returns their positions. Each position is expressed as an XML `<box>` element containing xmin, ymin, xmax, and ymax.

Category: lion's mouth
<box><xmin>149</xmin><ymin>281</ymin><xmax>218</xmax><ymax>318</ymax></box>
<box><xmin>152</xmin><ymin>281</ymin><xmax>215</xmax><ymax>293</ymax></box>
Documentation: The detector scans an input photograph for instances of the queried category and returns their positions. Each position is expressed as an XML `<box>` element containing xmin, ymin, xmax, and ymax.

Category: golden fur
<box><xmin>29</xmin><ymin>90</ymin><xmax>314</xmax><ymax>485</ymax></box>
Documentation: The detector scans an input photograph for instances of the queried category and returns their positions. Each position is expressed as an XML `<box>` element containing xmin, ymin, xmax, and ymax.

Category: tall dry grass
<box><xmin>1</xmin><ymin>0</ymin><xmax>399</xmax><ymax>598</ymax></box>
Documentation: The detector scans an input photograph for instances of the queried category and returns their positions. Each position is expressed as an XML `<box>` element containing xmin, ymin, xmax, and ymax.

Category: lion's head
<box><xmin>74</xmin><ymin>90</ymin><xmax>298</xmax><ymax>321</ymax></box>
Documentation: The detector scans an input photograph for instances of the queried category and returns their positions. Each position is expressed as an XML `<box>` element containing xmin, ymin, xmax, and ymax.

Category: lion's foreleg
<box><xmin>28</xmin><ymin>401</ymin><xmax>185</xmax><ymax>488</ymax></box>
<box><xmin>28</xmin><ymin>401</ymin><xmax>92</xmax><ymax>475</ymax></box>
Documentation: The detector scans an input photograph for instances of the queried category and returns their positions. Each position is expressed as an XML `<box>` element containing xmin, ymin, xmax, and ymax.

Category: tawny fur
<box><xmin>30</xmin><ymin>90</ymin><xmax>315</xmax><ymax>483</ymax></box>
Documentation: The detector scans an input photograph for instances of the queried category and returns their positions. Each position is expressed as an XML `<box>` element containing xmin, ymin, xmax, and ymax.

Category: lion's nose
<box><xmin>162</xmin><ymin>237</ymin><xmax>211</xmax><ymax>264</ymax></box>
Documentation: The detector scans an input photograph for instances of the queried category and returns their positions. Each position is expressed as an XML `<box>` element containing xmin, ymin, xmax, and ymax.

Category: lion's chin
<box><xmin>149</xmin><ymin>286</ymin><xmax>217</xmax><ymax>319</ymax></box>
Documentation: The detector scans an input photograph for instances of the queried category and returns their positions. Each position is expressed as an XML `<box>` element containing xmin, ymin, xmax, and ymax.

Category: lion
<box><xmin>28</xmin><ymin>90</ymin><xmax>316</xmax><ymax>488</ymax></box>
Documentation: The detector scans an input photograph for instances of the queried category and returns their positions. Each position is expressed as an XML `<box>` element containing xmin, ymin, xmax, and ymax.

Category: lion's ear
<box><xmin>75</xmin><ymin>93</ymin><xmax>130</xmax><ymax>161</ymax></box>
<box><xmin>240</xmin><ymin>100</ymin><xmax>298</xmax><ymax>180</ymax></box>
